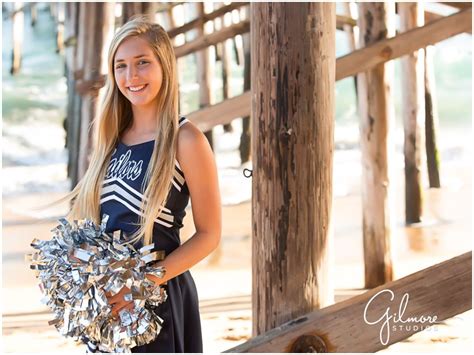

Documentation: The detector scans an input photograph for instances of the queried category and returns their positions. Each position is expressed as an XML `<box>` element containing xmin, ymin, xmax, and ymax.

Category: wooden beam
<box><xmin>155</xmin><ymin>1</ymin><xmax>184</xmax><ymax>13</ymax></box>
<box><xmin>336</xmin><ymin>14</ymin><xmax>357</xmax><ymax>28</ymax></box>
<box><xmin>337</xmin><ymin>7</ymin><xmax>471</xmax><ymax>80</ymax></box>
<box><xmin>187</xmin><ymin>91</ymin><xmax>251</xmax><ymax>132</ymax></box>
<box><xmin>168</xmin><ymin>2</ymin><xmax>248</xmax><ymax>38</ymax></box>
<box><xmin>441</xmin><ymin>2</ymin><xmax>472</xmax><ymax>10</ymax></box>
<box><xmin>174</xmin><ymin>20</ymin><xmax>250</xmax><ymax>58</ymax></box>
<box><xmin>225</xmin><ymin>252</ymin><xmax>472</xmax><ymax>353</ymax></box>
<box><xmin>187</xmin><ymin>7</ymin><xmax>471</xmax><ymax>131</ymax></box>
<box><xmin>425</xmin><ymin>10</ymin><xmax>471</xmax><ymax>34</ymax></box>
<box><xmin>337</xmin><ymin>7</ymin><xmax>471</xmax><ymax>35</ymax></box>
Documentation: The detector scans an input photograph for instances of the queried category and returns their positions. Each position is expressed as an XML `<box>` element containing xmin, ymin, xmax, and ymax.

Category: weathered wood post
<box><xmin>214</xmin><ymin>2</ymin><xmax>233</xmax><ymax>133</ymax></box>
<box><xmin>121</xmin><ymin>2</ymin><xmax>157</xmax><ymax>24</ymax></box>
<box><xmin>30</xmin><ymin>2</ymin><xmax>37</xmax><ymax>27</ymax></box>
<box><xmin>10</xmin><ymin>1</ymin><xmax>24</xmax><ymax>75</ymax></box>
<box><xmin>240</xmin><ymin>4</ymin><xmax>251</xmax><ymax>164</ymax></box>
<box><xmin>55</xmin><ymin>2</ymin><xmax>65</xmax><ymax>54</ymax></box>
<box><xmin>76</xmin><ymin>2</ymin><xmax>114</xmax><ymax>179</ymax></box>
<box><xmin>424</xmin><ymin>44</ymin><xmax>441</xmax><ymax>188</ymax></box>
<box><xmin>342</xmin><ymin>1</ymin><xmax>359</xmax><ymax>97</ymax></box>
<box><xmin>399</xmin><ymin>2</ymin><xmax>425</xmax><ymax>224</ymax></box>
<box><xmin>252</xmin><ymin>2</ymin><xmax>335</xmax><ymax>336</ymax></box>
<box><xmin>356</xmin><ymin>3</ymin><xmax>396</xmax><ymax>288</ymax></box>
<box><xmin>196</xmin><ymin>2</ymin><xmax>214</xmax><ymax>149</ymax></box>
<box><xmin>64</xmin><ymin>2</ymin><xmax>81</xmax><ymax>185</ymax></box>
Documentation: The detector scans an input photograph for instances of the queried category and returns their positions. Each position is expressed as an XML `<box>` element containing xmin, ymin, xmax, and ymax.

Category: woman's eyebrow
<box><xmin>115</xmin><ymin>54</ymin><xmax>150</xmax><ymax>63</ymax></box>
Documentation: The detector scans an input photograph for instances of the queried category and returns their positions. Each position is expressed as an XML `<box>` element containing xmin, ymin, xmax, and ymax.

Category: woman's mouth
<box><xmin>128</xmin><ymin>84</ymin><xmax>148</xmax><ymax>93</ymax></box>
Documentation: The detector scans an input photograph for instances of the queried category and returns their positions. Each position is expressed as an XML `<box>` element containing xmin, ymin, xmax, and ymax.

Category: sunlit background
<box><xmin>2</xmin><ymin>2</ymin><xmax>472</xmax><ymax>352</ymax></box>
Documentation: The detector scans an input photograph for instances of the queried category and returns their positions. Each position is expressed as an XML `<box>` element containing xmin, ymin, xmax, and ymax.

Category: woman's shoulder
<box><xmin>176</xmin><ymin>117</ymin><xmax>211</xmax><ymax>167</ymax></box>
<box><xmin>178</xmin><ymin>117</ymin><xmax>204</xmax><ymax>147</ymax></box>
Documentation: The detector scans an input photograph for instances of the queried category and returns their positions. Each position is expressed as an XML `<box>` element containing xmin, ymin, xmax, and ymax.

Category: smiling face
<box><xmin>114</xmin><ymin>36</ymin><xmax>163</xmax><ymax>108</ymax></box>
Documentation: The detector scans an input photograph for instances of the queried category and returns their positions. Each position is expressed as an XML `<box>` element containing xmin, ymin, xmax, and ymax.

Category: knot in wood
<box><xmin>380</xmin><ymin>45</ymin><xmax>393</xmax><ymax>59</ymax></box>
<box><xmin>280</xmin><ymin>127</ymin><xmax>293</xmax><ymax>140</ymax></box>
<box><xmin>290</xmin><ymin>334</ymin><xmax>327</xmax><ymax>353</ymax></box>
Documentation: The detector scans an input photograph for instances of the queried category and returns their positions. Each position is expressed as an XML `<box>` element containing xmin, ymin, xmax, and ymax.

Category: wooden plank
<box><xmin>337</xmin><ymin>7</ymin><xmax>471</xmax><ymax>35</ymax></box>
<box><xmin>336</xmin><ymin>14</ymin><xmax>357</xmax><ymax>28</ymax></box>
<box><xmin>425</xmin><ymin>10</ymin><xmax>471</xmax><ymax>34</ymax></box>
<box><xmin>441</xmin><ymin>2</ymin><xmax>472</xmax><ymax>10</ymax></box>
<box><xmin>336</xmin><ymin>7</ymin><xmax>471</xmax><ymax>80</ymax></box>
<box><xmin>187</xmin><ymin>91</ymin><xmax>251</xmax><ymax>132</ymax></box>
<box><xmin>174</xmin><ymin>20</ymin><xmax>249</xmax><ymax>58</ymax></box>
<box><xmin>225</xmin><ymin>252</ymin><xmax>472</xmax><ymax>353</ymax></box>
<box><xmin>187</xmin><ymin>8</ymin><xmax>471</xmax><ymax>131</ymax></box>
<box><xmin>168</xmin><ymin>2</ymin><xmax>248</xmax><ymax>38</ymax></box>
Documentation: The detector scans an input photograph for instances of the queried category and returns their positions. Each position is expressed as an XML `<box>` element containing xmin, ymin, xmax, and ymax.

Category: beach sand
<box><xmin>2</xmin><ymin>155</ymin><xmax>471</xmax><ymax>352</ymax></box>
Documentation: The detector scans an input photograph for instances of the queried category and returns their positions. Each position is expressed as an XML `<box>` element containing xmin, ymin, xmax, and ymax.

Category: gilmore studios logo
<box><xmin>363</xmin><ymin>289</ymin><xmax>441</xmax><ymax>345</ymax></box>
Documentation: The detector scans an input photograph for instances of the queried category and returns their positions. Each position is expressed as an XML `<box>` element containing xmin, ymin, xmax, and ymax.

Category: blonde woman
<box><xmin>47</xmin><ymin>15</ymin><xmax>221</xmax><ymax>352</ymax></box>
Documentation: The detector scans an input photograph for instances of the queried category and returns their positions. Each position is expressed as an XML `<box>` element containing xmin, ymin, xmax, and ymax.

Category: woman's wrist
<box><xmin>145</xmin><ymin>269</ymin><xmax>167</xmax><ymax>287</ymax></box>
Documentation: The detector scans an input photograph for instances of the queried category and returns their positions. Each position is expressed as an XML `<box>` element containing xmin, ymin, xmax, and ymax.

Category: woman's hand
<box><xmin>105</xmin><ymin>286</ymin><xmax>134</xmax><ymax>319</ymax></box>
<box><xmin>145</xmin><ymin>273</ymin><xmax>165</xmax><ymax>287</ymax></box>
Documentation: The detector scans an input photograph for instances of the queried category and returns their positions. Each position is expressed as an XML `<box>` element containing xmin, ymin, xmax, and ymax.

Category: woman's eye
<box><xmin>115</xmin><ymin>61</ymin><xmax>148</xmax><ymax>70</ymax></box>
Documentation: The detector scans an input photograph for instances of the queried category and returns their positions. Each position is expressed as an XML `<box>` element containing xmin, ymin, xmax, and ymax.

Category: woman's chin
<box><xmin>129</xmin><ymin>97</ymin><xmax>153</xmax><ymax>107</ymax></box>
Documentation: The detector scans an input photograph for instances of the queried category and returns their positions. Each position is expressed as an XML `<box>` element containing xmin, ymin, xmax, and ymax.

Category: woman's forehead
<box><xmin>115</xmin><ymin>37</ymin><xmax>154</xmax><ymax>62</ymax></box>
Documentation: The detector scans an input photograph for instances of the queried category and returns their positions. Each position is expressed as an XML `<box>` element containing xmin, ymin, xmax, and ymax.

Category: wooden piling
<box><xmin>121</xmin><ymin>2</ymin><xmax>157</xmax><ymax>24</ymax></box>
<box><xmin>399</xmin><ymin>2</ymin><xmax>425</xmax><ymax>224</ymax></box>
<box><xmin>10</xmin><ymin>2</ymin><xmax>24</xmax><ymax>75</ymax></box>
<box><xmin>240</xmin><ymin>4</ymin><xmax>251</xmax><ymax>164</ymax></box>
<box><xmin>195</xmin><ymin>2</ymin><xmax>214</xmax><ymax>149</ymax></box>
<box><xmin>30</xmin><ymin>2</ymin><xmax>37</xmax><ymax>27</ymax></box>
<box><xmin>55</xmin><ymin>2</ymin><xmax>65</xmax><ymax>54</ymax></box>
<box><xmin>214</xmin><ymin>2</ymin><xmax>234</xmax><ymax>133</ymax></box>
<box><xmin>77</xmin><ymin>2</ymin><xmax>114</xmax><ymax>179</ymax></box>
<box><xmin>424</xmin><ymin>44</ymin><xmax>441</xmax><ymax>188</ymax></box>
<box><xmin>65</xmin><ymin>2</ymin><xmax>81</xmax><ymax>186</ymax></box>
<box><xmin>342</xmin><ymin>1</ymin><xmax>359</xmax><ymax>97</ymax></box>
<box><xmin>251</xmin><ymin>1</ymin><xmax>335</xmax><ymax>336</ymax></box>
<box><xmin>356</xmin><ymin>2</ymin><xmax>396</xmax><ymax>288</ymax></box>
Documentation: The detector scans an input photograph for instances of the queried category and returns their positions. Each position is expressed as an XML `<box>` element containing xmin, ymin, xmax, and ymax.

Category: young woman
<box><xmin>46</xmin><ymin>15</ymin><xmax>221</xmax><ymax>352</ymax></box>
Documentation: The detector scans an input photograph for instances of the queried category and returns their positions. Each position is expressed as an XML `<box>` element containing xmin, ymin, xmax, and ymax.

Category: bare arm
<box><xmin>146</xmin><ymin>121</ymin><xmax>222</xmax><ymax>286</ymax></box>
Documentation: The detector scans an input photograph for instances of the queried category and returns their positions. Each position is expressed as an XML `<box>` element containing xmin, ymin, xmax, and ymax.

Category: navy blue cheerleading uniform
<box><xmin>84</xmin><ymin>116</ymin><xmax>203</xmax><ymax>353</ymax></box>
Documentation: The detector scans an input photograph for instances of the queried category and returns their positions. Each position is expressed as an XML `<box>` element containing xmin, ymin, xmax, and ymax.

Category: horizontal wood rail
<box><xmin>188</xmin><ymin>7</ymin><xmax>471</xmax><ymax>130</ymax></box>
<box><xmin>336</xmin><ymin>7</ymin><xmax>472</xmax><ymax>80</ymax></box>
<box><xmin>174</xmin><ymin>20</ymin><xmax>249</xmax><ymax>58</ymax></box>
<box><xmin>440</xmin><ymin>2</ymin><xmax>472</xmax><ymax>10</ymax></box>
<box><xmin>224</xmin><ymin>252</ymin><xmax>472</xmax><ymax>352</ymax></box>
<box><xmin>168</xmin><ymin>2</ymin><xmax>248</xmax><ymax>39</ymax></box>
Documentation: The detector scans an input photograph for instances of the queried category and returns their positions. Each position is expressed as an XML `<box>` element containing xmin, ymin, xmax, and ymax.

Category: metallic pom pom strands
<box><xmin>27</xmin><ymin>214</ymin><xmax>168</xmax><ymax>352</ymax></box>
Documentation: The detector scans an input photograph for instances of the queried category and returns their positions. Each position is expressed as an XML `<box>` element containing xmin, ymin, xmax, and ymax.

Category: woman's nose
<box><xmin>126</xmin><ymin>66</ymin><xmax>138</xmax><ymax>81</ymax></box>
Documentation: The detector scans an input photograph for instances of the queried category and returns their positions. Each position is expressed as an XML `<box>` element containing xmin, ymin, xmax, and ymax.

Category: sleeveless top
<box><xmin>87</xmin><ymin>116</ymin><xmax>203</xmax><ymax>352</ymax></box>
<box><xmin>100</xmin><ymin>116</ymin><xmax>190</xmax><ymax>253</ymax></box>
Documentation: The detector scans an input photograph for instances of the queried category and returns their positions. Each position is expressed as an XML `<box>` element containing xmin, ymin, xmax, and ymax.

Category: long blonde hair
<box><xmin>36</xmin><ymin>15</ymin><xmax>180</xmax><ymax>246</ymax></box>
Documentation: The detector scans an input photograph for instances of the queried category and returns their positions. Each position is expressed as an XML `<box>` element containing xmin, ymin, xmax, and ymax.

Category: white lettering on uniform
<box><xmin>105</xmin><ymin>149</ymin><xmax>143</xmax><ymax>181</ymax></box>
